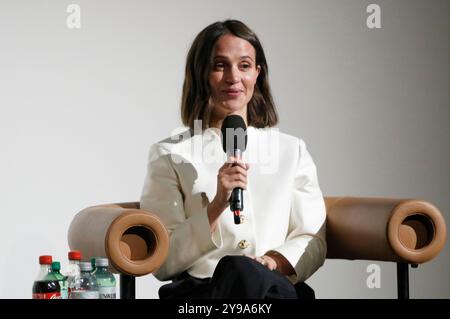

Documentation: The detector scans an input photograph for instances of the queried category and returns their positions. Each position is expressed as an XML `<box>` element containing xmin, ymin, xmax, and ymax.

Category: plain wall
<box><xmin>0</xmin><ymin>0</ymin><xmax>448</xmax><ymax>298</ymax></box>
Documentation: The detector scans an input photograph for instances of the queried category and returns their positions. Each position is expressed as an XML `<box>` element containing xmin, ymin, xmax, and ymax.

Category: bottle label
<box><xmin>98</xmin><ymin>286</ymin><xmax>116</xmax><ymax>299</ymax></box>
<box><xmin>70</xmin><ymin>290</ymin><xmax>99</xmax><ymax>299</ymax></box>
<box><xmin>32</xmin><ymin>292</ymin><xmax>61</xmax><ymax>299</ymax></box>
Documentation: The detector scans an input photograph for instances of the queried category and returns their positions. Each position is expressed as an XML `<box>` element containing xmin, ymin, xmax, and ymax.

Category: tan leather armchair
<box><xmin>68</xmin><ymin>196</ymin><xmax>446</xmax><ymax>299</ymax></box>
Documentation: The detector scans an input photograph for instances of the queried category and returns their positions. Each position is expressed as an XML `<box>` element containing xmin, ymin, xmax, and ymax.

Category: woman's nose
<box><xmin>225</xmin><ymin>66</ymin><xmax>240</xmax><ymax>84</ymax></box>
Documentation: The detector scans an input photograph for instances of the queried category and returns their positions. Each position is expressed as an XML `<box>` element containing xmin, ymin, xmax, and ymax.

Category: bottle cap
<box><xmin>51</xmin><ymin>261</ymin><xmax>61</xmax><ymax>271</ymax></box>
<box><xmin>79</xmin><ymin>261</ymin><xmax>93</xmax><ymax>271</ymax></box>
<box><xmin>39</xmin><ymin>255</ymin><xmax>52</xmax><ymax>265</ymax></box>
<box><xmin>95</xmin><ymin>258</ymin><xmax>109</xmax><ymax>267</ymax></box>
<box><xmin>68</xmin><ymin>251</ymin><xmax>81</xmax><ymax>260</ymax></box>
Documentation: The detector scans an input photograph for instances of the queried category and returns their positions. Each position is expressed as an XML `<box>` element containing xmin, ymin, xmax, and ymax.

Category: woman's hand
<box><xmin>244</xmin><ymin>254</ymin><xmax>277</xmax><ymax>271</ymax></box>
<box><xmin>207</xmin><ymin>156</ymin><xmax>249</xmax><ymax>232</ymax></box>
<box><xmin>214</xmin><ymin>156</ymin><xmax>249</xmax><ymax>209</ymax></box>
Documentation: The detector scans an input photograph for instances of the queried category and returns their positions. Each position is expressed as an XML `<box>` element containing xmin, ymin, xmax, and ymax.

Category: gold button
<box><xmin>238</xmin><ymin>240</ymin><xmax>250</xmax><ymax>249</ymax></box>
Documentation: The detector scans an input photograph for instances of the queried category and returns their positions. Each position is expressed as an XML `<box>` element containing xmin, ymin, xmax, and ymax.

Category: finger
<box><xmin>231</xmin><ymin>163</ymin><xmax>247</xmax><ymax>172</ymax></box>
<box><xmin>231</xmin><ymin>181</ymin><xmax>246</xmax><ymax>190</ymax></box>
<box><xmin>255</xmin><ymin>257</ymin><xmax>265</xmax><ymax>264</ymax></box>
<box><xmin>228</xmin><ymin>157</ymin><xmax>247</xmax><ymax>168</ymax></box>
<box><xmin>237</xmin><ymin>160</ymin><xmax>249</xmax><ymax>171</ymax></box>
<box><xmin>231</xmin><ymin>179</ymin><xmax>247</xmax><ymax>188</ymax></box>
<box><xmin>262</xmin><ymin>256</ymin><xmax>276</xmax><ymax>271</ymax></box>
<box><xmin>226</xmin><ymin>156</ymin><xmax>237</xmax><ymax>164</ymax></box>
<box><xmin>225</xmin><ymin>161</ymin><xmax>234</xmax><ymax>169</ymax></box>
<box><xmin>223</xmin><ymin>177</ymin><xmax>246</xmax><ymax>190</ymax></box>
<box><xmin>222</xmin><ymin>165</ymin><xmax>246</xmax><ymax>176</ymax></box>
<box><xmin>223</xmin><ymin>170</ymin><xmax>247</xmax><ymax>182</ymax></box>
<box><xmin>219</xmin><ymin>162</ymin><xmax>233</xmax><ymax>173</ymax></box>
<box><xmin>230</xmin><ymin>165</ymin><xmax>247</xmax><ymax>176</ymax></box>
<box><xmin>226</xmin><ymin>169</ymin><xmax>246</xmax><ymax>180</ymax></box>
<box><xmin>232</xmin><ymin>175</ymin><xmax>247</xmax><ymax>185</ymax></box>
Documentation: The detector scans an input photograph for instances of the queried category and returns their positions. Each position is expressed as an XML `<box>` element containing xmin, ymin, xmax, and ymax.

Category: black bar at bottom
<box><xmin>120</xmin><ymin>274</ymin><xmax>136</xmax><ymax>299</ymax></box>
<box><xmin>397</xmin><ymin>262</ymin><xmax>409</xmax><ymax>299</ymax></box>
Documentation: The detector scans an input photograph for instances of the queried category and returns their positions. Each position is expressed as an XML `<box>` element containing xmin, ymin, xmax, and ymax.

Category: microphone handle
<box><xmin>230</xmin><ymin>187</ymin><xmax>243</xmax><ymax>224</ymax></box>
<box><xmin>229</xmin><ymin>149</ymin><xmax>244</xmax><ymax>224</ymax></box>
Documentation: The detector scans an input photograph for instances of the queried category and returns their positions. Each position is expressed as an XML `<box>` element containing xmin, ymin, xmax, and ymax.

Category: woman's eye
<box><xmin>213</xmin><ymin>62</ymin><xmax>251</xmax><ymax>70</ymax></box>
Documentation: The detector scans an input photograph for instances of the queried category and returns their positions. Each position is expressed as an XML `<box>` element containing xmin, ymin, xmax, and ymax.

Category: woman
<box><xmin>140</xmin><ymin>20</ymin><xmax>326</xmax><ymax>299</ymax></box>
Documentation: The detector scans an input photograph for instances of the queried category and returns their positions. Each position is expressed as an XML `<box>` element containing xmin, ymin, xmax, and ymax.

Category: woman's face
<box><xmin>209</xmin><ymin>34</ymin><xmax>261</xmax><ymax>124</ymax></box>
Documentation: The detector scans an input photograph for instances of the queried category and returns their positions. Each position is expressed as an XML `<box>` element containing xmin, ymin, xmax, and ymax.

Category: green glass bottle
<box><xmin>51</xmin><ymin>261</ymin><xmax>68</xmax><ymax>299</ymax></box>
<box><xmin>92</xmin><ymin>258</ymin><xmax>116</xmax><ymax>299</ymax></box>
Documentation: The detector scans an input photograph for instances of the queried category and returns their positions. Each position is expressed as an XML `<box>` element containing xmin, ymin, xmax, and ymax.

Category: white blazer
<box><xmin>140</xmin><ymin>126</ymin><xmax>327</xmax><ymax>284</ymax></box>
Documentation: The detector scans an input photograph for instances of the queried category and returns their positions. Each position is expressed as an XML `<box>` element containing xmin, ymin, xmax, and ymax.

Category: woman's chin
<box><xmin>217</xmin><ymin>102</ymin><xmax>247</xmax><ymax>114</ymax></box>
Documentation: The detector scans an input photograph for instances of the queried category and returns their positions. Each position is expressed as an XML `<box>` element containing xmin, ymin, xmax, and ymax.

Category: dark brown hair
<box><xmin>181</xmin><ymin>20</ymin><xmax>278</xmax><ymax>130</ymax></box>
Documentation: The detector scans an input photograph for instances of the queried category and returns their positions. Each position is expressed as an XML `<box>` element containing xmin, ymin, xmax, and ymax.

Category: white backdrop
<box><xmin>0</xmin><ymin>0</ymin><xmax>448</xmax><ymax>298</ymax></box>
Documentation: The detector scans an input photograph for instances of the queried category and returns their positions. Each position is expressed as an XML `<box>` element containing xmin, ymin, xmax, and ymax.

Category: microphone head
<box><xmin>221</xmin><ymin>115</ymin><xmax>248</xmax><ymax>154</ymax></box>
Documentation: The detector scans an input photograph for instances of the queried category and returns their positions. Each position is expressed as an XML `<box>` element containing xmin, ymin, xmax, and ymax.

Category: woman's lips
<box><xmin>222</xmin><ymin>90</ymin><xmax>242</xmax><ymax>97</ymax></box>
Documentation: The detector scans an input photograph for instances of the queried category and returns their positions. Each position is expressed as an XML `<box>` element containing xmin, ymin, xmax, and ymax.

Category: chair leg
<box><xmin>396</xmin><ymin>262</ymin><xmax>409</xmax><ymax>299</ymax></box>
<box><xmin>120</xmin><ymin>274</ymin><xmax>136</xmax><ymax>299</ymax></box>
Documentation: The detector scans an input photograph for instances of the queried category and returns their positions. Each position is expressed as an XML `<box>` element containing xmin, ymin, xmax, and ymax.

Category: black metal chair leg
<box><xmin>397</xmin><ymin>262</ymin><xmax>409</xmax><ymax>299</ymax></box>
<box><xmin>120</xmin><ymin>274</ymin><xmax>136</xmax><ymax>299</ymax></box>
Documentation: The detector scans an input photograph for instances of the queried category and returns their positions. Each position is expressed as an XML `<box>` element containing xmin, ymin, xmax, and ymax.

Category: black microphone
<box><xmin>221</xmin><ymin>115</ymin><xmax>248</xmax><ymax>225</ymax></box>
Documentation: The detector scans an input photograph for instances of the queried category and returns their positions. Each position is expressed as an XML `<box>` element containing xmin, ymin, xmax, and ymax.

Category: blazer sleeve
<box><xmin>140</xmin><ymin>144</ymin><xmax>223</xmax><ymax>281</ymax></box>
<box><xmin>270</xmin><ymin>138</ymin><xmax>327</xmax><ymax>284</ymax></box>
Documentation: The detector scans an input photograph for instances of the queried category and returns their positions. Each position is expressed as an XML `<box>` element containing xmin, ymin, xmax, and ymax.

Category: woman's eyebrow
<box><xmin>213</xmin><ymin>55</ymin><xmax>254</xmax><ymax>61</ymax></box>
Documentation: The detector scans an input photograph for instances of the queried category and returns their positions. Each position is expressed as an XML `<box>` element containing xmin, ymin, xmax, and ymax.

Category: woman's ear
<box><xmin>256</xmin><ymin>65</ymin><xmax>261</xmax><ymax>76</ymax></box>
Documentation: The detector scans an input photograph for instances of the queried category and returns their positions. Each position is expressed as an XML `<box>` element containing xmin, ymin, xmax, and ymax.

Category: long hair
<box><xmin>181</xmin><ymin>20</ymin><xmax>278</xmax><ymax>130</ymax></box>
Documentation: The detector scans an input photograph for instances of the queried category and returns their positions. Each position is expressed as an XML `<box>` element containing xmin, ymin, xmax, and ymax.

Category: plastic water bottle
<box><xmin>65</xmin><ymin>251</ymin><xmax>81</xmax><ymax>297</ymax></box>
<box><xmin>93</xmin><ymin>258</ymin><xmax>116</xmax><ymax>299</ymax></box>
<box><xmin>51</xmin><ymin>261</ymin><xmax>68</xmax><ymax>299</ymax></box>
<box><xmin>70</xmin><ymin>262</ymin><xmax>99</xmax><ymax>299</ymax></box>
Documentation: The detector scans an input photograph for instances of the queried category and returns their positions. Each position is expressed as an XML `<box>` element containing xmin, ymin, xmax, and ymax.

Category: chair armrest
<box><xmin>68</xmin><ymin>202</ymin><xmax>169</xmax><ymax>276</ymax></box>
<box><xmin>324</xmin><ymin>196</ymin><xmax>446</xmax><ymax>264</ymax></box>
